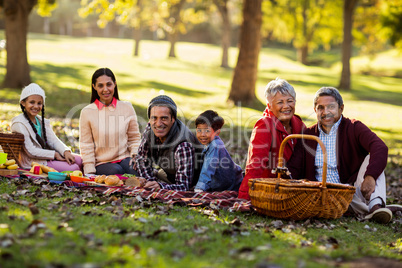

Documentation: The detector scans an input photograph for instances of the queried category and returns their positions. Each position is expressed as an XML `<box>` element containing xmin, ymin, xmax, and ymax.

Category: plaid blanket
<box><xmin>4</xmin><ymin>172</ymin><xmax>252</xmax><ymax>213</ymax></box>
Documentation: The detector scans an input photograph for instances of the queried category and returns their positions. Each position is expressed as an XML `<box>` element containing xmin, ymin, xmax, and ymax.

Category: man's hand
<box><xmin>144</xmin><ymin>181</ymin><xmax>161</xmax><ymax>190</ymax></box>
<box><xmin>361</xmin><ymin>175</ymin><xmax>376</xmax><ymax>201</ymax></box>
<box><xmin>137</xmin><ymin>177</ymin><xmax>147</xmax><ymax>187</ymax></box>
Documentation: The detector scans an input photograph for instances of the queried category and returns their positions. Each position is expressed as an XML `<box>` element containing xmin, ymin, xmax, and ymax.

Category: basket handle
<box><xmin>277</xmin><ymin>134</ymin><xmax>327</xmax><ymax>188</ymax></box>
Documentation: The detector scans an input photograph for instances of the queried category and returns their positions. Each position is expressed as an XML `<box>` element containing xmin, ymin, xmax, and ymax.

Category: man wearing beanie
<box><xmin>134</xmin><ymin>95</ymin><xmax>203</xmax><ymax>191</ymax></box>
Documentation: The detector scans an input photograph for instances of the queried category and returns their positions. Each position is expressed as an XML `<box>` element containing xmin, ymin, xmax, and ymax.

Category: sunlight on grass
<box><xmin>8</xmin><ymin>208</ymin><xmax>32</xmax><ymax>221</ymax></box>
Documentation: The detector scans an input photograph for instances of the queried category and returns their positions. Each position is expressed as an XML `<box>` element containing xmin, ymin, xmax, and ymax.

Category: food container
<box><xmin>70</xmin><ymin>175</ymin><xmax>91</xmax><ymax>183</ymax></box>
<box><xmin>0</xmin><ymin>153</ymin><xmax>7</xmax><ymax>165</ymax></box>
<box><xmin>47</xmin><ymin>172</ymin><xmax>68</xmax><ymax>181</ymax></box>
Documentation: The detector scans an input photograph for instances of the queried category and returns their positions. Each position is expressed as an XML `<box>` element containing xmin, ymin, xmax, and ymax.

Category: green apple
<box><xmin>72</xmin><ymin>170</ymin><xmax>83</xmax><ymax>177</ymax></box>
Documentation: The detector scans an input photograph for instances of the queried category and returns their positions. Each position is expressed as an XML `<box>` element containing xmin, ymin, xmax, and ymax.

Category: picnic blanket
<box><xmin>3</xmin><ymin>171</ymin><xmax>252</xmax><ymax>213</ymax></box>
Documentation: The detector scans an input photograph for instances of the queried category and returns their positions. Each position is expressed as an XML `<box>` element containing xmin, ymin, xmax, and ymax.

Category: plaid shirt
<box><xmin>135</xmin><ymin>129</ymin><xmax>194</xmax><ymax>191</ymax></box>
<box><xmin>315</xmin><ymin>116</ymin><xmax>342</xmax><ymax>184</ymax></box>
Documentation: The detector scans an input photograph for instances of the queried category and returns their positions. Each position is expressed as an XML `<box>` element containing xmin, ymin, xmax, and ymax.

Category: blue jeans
<box><xmin>95</xmin><ymin>157</ymin><xmax>138</xmax><ymax>176</ymax></box>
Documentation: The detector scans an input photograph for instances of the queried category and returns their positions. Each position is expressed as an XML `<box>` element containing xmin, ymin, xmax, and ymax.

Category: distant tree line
<box><xmin>0</xmin><ymin>0</ymin><xmax>401</xmax><ymax>105</ymax></box>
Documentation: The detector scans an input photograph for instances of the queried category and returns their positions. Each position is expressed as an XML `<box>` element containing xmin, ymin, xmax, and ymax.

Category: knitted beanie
<box><xmin>147</xmin><ymin>95</ymin><xmax>177</xmax><ymax>119</ymax></box>
<box><xmin>20</xmin><ymin>83</ymin><xmax>46</xmax><ymax>104</ymax></box>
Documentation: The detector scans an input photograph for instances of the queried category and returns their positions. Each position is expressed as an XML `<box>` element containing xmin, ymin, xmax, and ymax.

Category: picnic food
<box><xmin>94</xmin><ymin>175</ymin><xmax>106</xmax><ymax>183</ymax></box>
<box><xmin>72</xmin><ymin>170</ymin><xmax>83</xmax><ymax>177</ymax></box>
<box><xmin>6</xmin><ymin>164</ymin><xmax>19</xmax><ymax>170</ymax></box>
<box><xmin>31</xmin><ymin>162</ymin><xmax>58</xmax><ymax>173</ymax></box>
<box><xmin>5</xmin><ymin>159</ymin><xmax>16</xmax><ymax>166</ymax></box>
<box><xmin>1</xmin><ymin>159</ymin><xmax>20</xmax><ymax>170</ymax></box>
<box><xmin>124</xmin><ymin>176</ymin><xmax>142</xmax><ymax>187</ymax></box>
<box><xmin>105</xmin><ymin>175</ymin><xmax>123</xmax><ymax>186</ymax></box>
<box><xmin>30</xmin><ymin>164</ymin><xmax>43</xmax><ymax>175</ymax></box>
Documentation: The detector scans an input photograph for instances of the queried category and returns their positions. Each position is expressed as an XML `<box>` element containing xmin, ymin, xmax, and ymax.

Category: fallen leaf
<box><xmin>14</xmin><ymin>200</ymin><xmax>30</xmax><ymax>207</ymax></box>
<box><xmin>301</xmin><ymin>240</ymin><xmax>312</xmax><ymax>247</ymax></box>
<box><xmin>147</xmin><ymin>248</ymin><xmax>157</xmax><ymax>256</ymax></box>
<box><xmin>138</xmin><ymin>217</ymin><xmax>148</xmax><ymax>223</ymax></box>
<box><xmin>0</xmin><ymin>193</ymin><xmax>13</xmax><ymax>201</ymax></box>
<box><xmin>41</xmin><ymin>185</ymin><xmax>54</xmax><ymax>191</ymax></box>
<box><xmin>171</xmin><ymin>250</ymin><xmax>186</xmax><ymax>260</ymax></box>
<box><xmin>47</xmin><ymin>203</ymin><xmax>59</xmax><ymax>211</ymax></box>
<box><xmin>0</xmin><ymin>224</ymin><xmax>9</xmax><ymax>229</ymax></box>
<box><xmin>57</xmin><ymin>222</ymin><xmax>69</xmax><ymax>230</ymax></box>
<box><xmin>111</xmin><ymin>228</ymin><xmax>127</xmax><ymax>234</ymax></box>
<box><xmin>230</xmin><ymin>218</ymin><xmax>243</xmax><ymax>227</ymax></box>
<box><xmin>26</xmin><ymin>219</ymin><xmax>46</xmax><ymax>235</ymax></box>
<box><xmin>28</xmin><ymin>204</ymin><xmax>40</xmax><ymax>215</ymax></box>
<box><xmin>0</xmin><ymin>239</ymin><xmax>13</xmax><ymax>248</ymax></box>
<box><xmin>186</xmin><ymin>235</ymin><xmax>210</xmax><ymax>246</ymax></box>
<box><xmin>193</xmin><ymin>225</ymin><xmax>208</xmax><ymax>234</ymax></box>
<box><xmin>160</xmin><ymin>225</ymin><xmax>177</xmax><ymax>233</ymax></box>
<box><xmin>271</xmin><ymin>220</ymin><xmax>284</xmax><ymax>229</ymax></box>
<box><xmin>135</xmin><ymin>195</ymin><xmax>143</xmax><ymax>203</ymax></box>
<box><xmin>133</xmin><ymin>244</ymin><xmax>141</xmax><ymax>254</ymax></box>
<box><xmin>0</xmin><ymin>252</ymin><xmax>13</xmax><ymax>260</ymax></box>
<box><xmin>111</xmin><ymin>199</ymin><xmax>122</xmax><ymax>207</ymax></box>
<box><xmin>52</xmin><ymin>191</ymin><xmax>64</xmax><ymax>198</ymax></box>
<box><xmin>256</xmin><ymin>244</ymin><xmax>272</xmax><ymax>251</ymax></box>
<box><xmin>15</xmin><ymin>190</ymin><xmax>29</xmax><ymax>196</ymax></box>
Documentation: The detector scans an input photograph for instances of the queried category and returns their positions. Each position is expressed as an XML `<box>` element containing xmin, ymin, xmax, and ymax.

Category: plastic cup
<box><xmin>0</xmin><ymin>153</ymin><xmax>7</xmax><ymax>165</ymax></box>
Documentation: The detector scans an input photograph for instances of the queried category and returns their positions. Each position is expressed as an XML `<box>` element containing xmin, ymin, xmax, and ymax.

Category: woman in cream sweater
<box><xmin>79</xmin><ymin>68</ymin><xmax>141</xmax><ymax>175</ymax></box>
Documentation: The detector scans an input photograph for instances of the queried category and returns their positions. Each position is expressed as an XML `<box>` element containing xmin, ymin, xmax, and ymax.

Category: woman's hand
<box><xmin>63</xmin><ymin>151</ymin><xmax>76</xmax><ymax>165</ymax></box>
<box><xmin>54</xmin><ymin>152</ymin><xmax>65</xmax><ymax>161</ymax></box>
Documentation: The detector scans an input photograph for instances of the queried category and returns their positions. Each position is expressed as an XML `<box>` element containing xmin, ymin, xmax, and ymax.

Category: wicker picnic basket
<box><xmin>248</xmin><ymin>134</ymin><xmax>356</xmax><ymax>220</ymax></box>
<box><xmin>0</xmin><ymin>132</ymin><xmax>24</xmax><ymax>162</ymax></box>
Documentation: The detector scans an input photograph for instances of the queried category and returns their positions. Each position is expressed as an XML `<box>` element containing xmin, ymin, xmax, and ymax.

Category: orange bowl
<box><xmin>70</xmin><ymin>175</ymin><xmax>91</xmax><ymax>183</ymax></box>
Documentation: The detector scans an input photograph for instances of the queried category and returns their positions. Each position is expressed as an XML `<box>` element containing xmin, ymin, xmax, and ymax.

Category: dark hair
<box><xmin>20</xmin><ymin>103</ymin><xmax>49</xmax><ymax>149</ymax></box>
<box><xmin>195</xmin><ymin>110</ymin><xmax>224</xmax><ymax>131</ymax></box>
<box><xmin>90</xmin><ymin>68</ymin><xmax>120</xmax><ymax>103</ymax></box>
<box><xmin>314</xmin><ymin>87</ymin><xmax>343</xmax><ymax>107</ymax></box>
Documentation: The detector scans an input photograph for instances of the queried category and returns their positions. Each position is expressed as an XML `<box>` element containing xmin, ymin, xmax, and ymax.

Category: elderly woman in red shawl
<box><xmin>238</xmin><ymin>78</ymin><xmax>305</xmax><ymax>200</ymax></box>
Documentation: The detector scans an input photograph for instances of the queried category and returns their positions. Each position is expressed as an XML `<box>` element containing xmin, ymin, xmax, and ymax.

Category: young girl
<box><xmin>79</xmin><ymin>67</ymin><xmax>141</xmax><ymax>175</ymax></box>
<box><xmin>11</xmin><ymin>83</ymin><xmax>82</xmax><ymax>172</ymax></box>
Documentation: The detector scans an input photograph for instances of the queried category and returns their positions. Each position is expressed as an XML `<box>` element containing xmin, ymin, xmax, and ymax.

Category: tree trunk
<box><xmin>297</xmin><ymin>45</ymin><xmax>309</xmax><ymax>65</ymax></box>
<box><xmin>339</xmin><ymin>0</ymin><xmax>359</xmax><ymax>90</ymax></box>
<box><xmin>298</xmin><ymin>0</ymin><xmax>309</xmax><ymax>65</ymax></box>
<box><xmin>213</xmin><ymin>0</ymin><xmax>231</xmax><ymax>68</ymax></box>
<box><xmin>2</xmin><ymin>0</ymin><xmax>35</xmax><ymax>89</ymax></box>
<box><xmin>167</xmin><ymin>0</ymin><xmax>186</xmax><ymax>58</ymax></box>
<box><xmin>43</xmin><ymin>16</ymin><xmax>50</xmax><ymax>34</ymax></box>
<box><xmin>132</xmin><ymin>0</ymin><xmax>142</xmax><ymax>57</ymax></box>
<box><xmin>67</xmin><ymin>19</ymin><xmax>73</xmax><ymax>36</ymax></box>
<box><xmin>228</xmin><ymin>0</ymin><xmax>262</xmax><ymax>105</ymax></box>
<box><xmin>168</xmin><ymin>31</ymin><xmax>179</xmax><ymax>58</ymax></box>
<box><xmin>133</xmin><ymin>28</ymin><xmax>142</xmax><ymax>57</ymax></box>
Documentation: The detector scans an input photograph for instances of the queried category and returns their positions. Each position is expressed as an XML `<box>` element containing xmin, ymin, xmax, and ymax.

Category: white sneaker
<box><xmin>364</xmin><ymin>208</ymin><xmax>392</xmax><ymax>224</ymax></box>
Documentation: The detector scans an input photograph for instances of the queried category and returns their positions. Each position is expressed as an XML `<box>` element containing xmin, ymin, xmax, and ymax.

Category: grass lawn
<box><xmin>0</xmin><ymin>176</ymin><xmax>401</xmax><ymax>268</ymax></box>
<box><xmin>0</xmin><ymin>33</ymin><xmax>401</xmax><ymax>267</ymax></box>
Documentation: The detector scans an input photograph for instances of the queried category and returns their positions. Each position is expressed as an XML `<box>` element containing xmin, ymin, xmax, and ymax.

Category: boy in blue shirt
<box><xmin>194</xmin><ymin>110</ymin><xmax>243</xmax><ymax>192</ymax></box>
